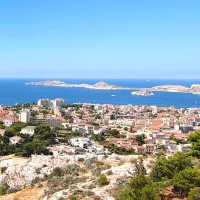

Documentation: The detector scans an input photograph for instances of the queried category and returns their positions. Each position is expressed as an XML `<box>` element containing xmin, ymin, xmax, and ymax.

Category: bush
<box><xmin>69</xmin><ymin>195</ymin><xmax>77</xmax><ymax>200</ymax></box>
<box><xmin>52</xmin><ymin>167</ymin><xmax>64</xmax><ymax>177</ymax></box>
<box><xmin>0</xmin><ymin>167</ymin><xmax>7</xmax><ymax>174</ymax></box>
<box><xmin>103</xmin><ymin>154</ymin><xmax>108</xmax><ymax>159</ymax></box>
<box><xmin>65</xmin><ymin>164</ymin><xmax>80</xmax><ymax>175</ymax></box>
<box><xmin>0</xmin><ymin>182</ymin><xmax>9</xmax><ymax>195</ymax></box>
<box><xmin>38</xmin><ymin>182</ymin><xmax>43</xmax><ymax>188</ymax></box>
<box><xmin>78</xmin><ymin>158</ymin><xmax>84</xmax><ymax>162</ymax></box>
<box><xmin>35</xmin><ymin>168</ymin><xmax>41</xmax><ymax>174</ymax></box>
<box><xmin>98</xmin><ymin>174</ymin><xmax>110</xmax><ymax>186</ymax></box>
<box><xmin>95</xmin><ymin>161</ymin><xmax>104</xmax><ymax>168</ymax></box>
<box><xmin>107</xmin><ymin>170</ymin><xmax>113</xmax><ymax>176</ymax></box>
<box><xmin>116</xmin><ymin>174</ymin><xmax>159</xmax><ymax>200</ymax></box>
<box><xmin>90</xmin><ymin>195</ymin><xmax>101</xmax><ymax>200</ymax></box>
<box><xmin>188</xmin><ymin>187</ymin><xmax>200</xmax><ymax>200</ymax></box>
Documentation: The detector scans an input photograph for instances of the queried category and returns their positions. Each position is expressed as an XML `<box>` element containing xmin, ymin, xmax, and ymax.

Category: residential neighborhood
<box><xmin>0</xmin><ymin>100</ymin><xmax>200</xmax><ymax>199</ymax></box>
<box><xmin>0</xmin><ymin>100</ymin><xmax>198</xmax><ymax>158</ymax></box>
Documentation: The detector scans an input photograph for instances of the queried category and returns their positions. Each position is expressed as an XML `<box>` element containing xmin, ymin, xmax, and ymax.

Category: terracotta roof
<box><xmin>135</xmin><ymin>146</ymin><xmax>145</xmax><ymax>149</ymax></box>
<box><xmin>10</xmin><ymin>136</ymin><xmax>22</xmax><ymax>141</ymax></box>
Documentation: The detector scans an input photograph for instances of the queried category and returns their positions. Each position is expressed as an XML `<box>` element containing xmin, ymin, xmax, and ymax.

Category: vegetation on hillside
<box><xmin>116</xmin><ymin>131</ymin><xmax>200</xmax><ymax>200</ymax></box>
<box><xmin>0</xmin><ymin>123</ymin><xmax>55</xmax><ymax>157</ymax></box>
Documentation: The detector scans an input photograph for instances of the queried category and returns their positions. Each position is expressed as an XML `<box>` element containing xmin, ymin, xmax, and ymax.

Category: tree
<box><xmin>110</xmin><ymin>146</ymin><xmax>135</xmax><ymax>155</ymax></box>
<box><xmin>136</xmin><ymin>134</ymin><xmax>146</xmax><ymax>145</ymax></box>
<box><xmin>173</xmin><ymin>167</ymin><xmax>200</xmax><ymax>196</ymax></box>
<box><xmin>130</xmin><ymin>157</ymin><xmax>146</xmax><ymax>176</ymax></box>
<box><xmin>188</xmin><ymin>187</ymin><xmax>200</xmax><ymax>200</ymax></box>
<box><xmin>150</xmin><ymin>152</ymin><xmax>192</xmax><ymax>182</ymax></box>
<box><xmin>124</xmin><ymin>127</ymin><xmax>128</xmax><ymax>131</ymax></box>
<box><xmin>31</xmin><ymin>110</ymin><xmax>38</xmax><ymax>117</ymax></box>
<box><xmin>89</xmin><ymin>105</ymin><xmax>95</xmax><ymax>111</ymax></box>
<box><xmin>188</xmin><ymin>131</ymin><xmax>200</xmax><ymax>158</ymax></box>
<box><xmin>109</xmin><ymin>129</ymin><xmax>120</xmax><ymax>137</ymax></box>
<box><xmin>0</xmin><ymin>135</ymin><xmax>16</xmax><ymax>156</ymax></box>
<box><xmin>188</xmin><ymin>131</ymin><xmax>200</xmax><ymax>143</ymax></box>
<box><xmin>116</xmin><ymin>174</ymin><xmax>158</xmax><ymax>200</ymax></box>
<box><xmin>92</xmin><ymin>134</ymin><xmax>105</xmax><ymax>142</ymax></box>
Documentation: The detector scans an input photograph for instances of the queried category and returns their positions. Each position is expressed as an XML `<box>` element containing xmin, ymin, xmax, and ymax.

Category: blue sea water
<box><xmin>0</xmin><ymin>79</ymin><xmax>200</xmax><ymax>108</ymax></box>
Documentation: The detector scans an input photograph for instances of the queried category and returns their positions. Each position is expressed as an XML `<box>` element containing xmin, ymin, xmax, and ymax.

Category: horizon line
<box><xmin>0</xmin><ymin>77</ymin><xmax>200</xmax><ymax>80</ymax></box>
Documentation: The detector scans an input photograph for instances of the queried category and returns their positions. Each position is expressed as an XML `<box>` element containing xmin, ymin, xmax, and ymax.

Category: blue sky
<box><xmin>0</xmin><ymin>0</ymin><xmax>199</xmax><ymax>78</ymax></box>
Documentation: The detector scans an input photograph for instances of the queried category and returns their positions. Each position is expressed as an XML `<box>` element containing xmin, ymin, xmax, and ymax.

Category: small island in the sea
<box><xmin>152</xmin><ymin>84</ymin><xmax>200</xmax><ymax>94</ymax></box>
<box><xmin>25</xmin><ymin>80</ymin><xmax>126</xmax><ymax>90</ymax></box>
<box><xmin>131</xmin><ymin>89</ymin><xmax>154</xmax><ymax>96</ymax></box>
<box><xmin>25</xmin><ymin>80</ymin><xmax>200</xmax><ymax>94</ymax></box>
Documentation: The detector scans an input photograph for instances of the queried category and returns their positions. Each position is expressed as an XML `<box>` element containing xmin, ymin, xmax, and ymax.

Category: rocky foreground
<box><xmin>0</xmin><ymin>154</ymin><xmax>155</xmax><ymax>200</ymax></box>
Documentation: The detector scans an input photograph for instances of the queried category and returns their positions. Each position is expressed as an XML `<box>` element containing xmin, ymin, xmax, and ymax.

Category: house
<box><xmin>49</xmin><ymin>145</ymin><xmax>75</xmax><ymax>156</ymax></box>
<box><xmin>167</xmin><ymin>140</ymin><xmax>177</xmax><ymax>153</ymax></box>
<box><xmin>144</xmin><ymin>138</ymin><xmax>153</xmax><ymax>144</ymax></box>
<box><xmin>144</xmin><ymin>144</ymin><xmax>156</xmax><ymax>154</ymax></box>
<box><xmin>10</xmin><ymin>136</ymin><xmax>24</xmax><ymax>145</ymax></box>
<box><xmin>20</xmin><ymin>126</ymin><xmax>36</xmax><ymax>136</ymax></box>
<box><xmin>134</xmin><ymin>146</ymin><xmax>146</xmax><ymax>153</ymax></box>
<box><xmin>177</xmin><ymin>144</ymin><xmax>190</xmax><ymax>152</ymax></box>
<box><xmin>69</xmin><ymin>137</ymin><xmax>91</xmax><ymax>148</ymax></box>
<box><xmin>4</xmin><ymin>119</ymin><xmax>14</xmax><ymax>127</ymax></box>
<box><xmin>71</xmin><ymin>124</ymin><xmax>79</xmax><ymax>132</ymax></box>
<box><xmin>0</xmin><ymin>129</ymin><xmax>6</xmax><ymax>136</ymax></box>
<box><xmin>127</xmin><ymin>135</ymin><xmax>137</xmax><ymax>144</ymax></box>
<box><xmin>85</xmin><ymin>125</ymin><xmax>94</xmax><ymax>133</ymax></box>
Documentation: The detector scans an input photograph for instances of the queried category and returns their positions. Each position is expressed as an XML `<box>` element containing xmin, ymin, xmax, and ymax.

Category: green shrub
<box><xmin>78</xmin><ymin>158</ymin><xmax>84</xmax><ymax>162</ymax></box>
<box><xmin>116</xmin><ymin>174</ymin><xmax>159</xmax><ymax>200</ymax></box>
<box><xmin>0</xmin><ymin>182</ymin><xmax>9</xmax><ymax>195</ymax></box>
<box><xmin>188</xmin><ymin>187</ymin><xmax>200</xmax><ymax>200</ymax></box>
<box><xmin>52</xmin><ymin>167</ymin><xmax>64</xmax><ymax>177</ymax></box>
<box><xmin>69</xmin><ymin>195</ymin><xmax>77</xmax><ymax>200</ymax></box>
<box><xmin>98</xmin><ymin>174</ymin><xmax>110</xmax><ymax>186</ymax></box>
<box><xmin>0</xmin><ymin>167</ymin><xmax>7</xmax><ymax>174</ymax></box>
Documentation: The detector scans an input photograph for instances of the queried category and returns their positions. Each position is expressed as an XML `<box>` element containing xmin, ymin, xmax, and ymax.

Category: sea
<box><xmin>0</xmin><ymin>79</ymin><xmax>200</xmax><ymax>108</ymax></box>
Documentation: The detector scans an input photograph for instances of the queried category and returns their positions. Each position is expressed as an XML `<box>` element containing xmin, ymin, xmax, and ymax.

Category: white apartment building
<box><xmin>19</xmin><ymin>109</ymin><xmax>30</xmax><ymax>123</ymax></box>
<box><xmin>38</xmin><ymin>99</ymin><xmax>51</xmax><ymax>107</ymax></box>
<box><xmin>38</xmin><ymin>98</ymin><xmax>66</xmax><ymax>108</ymax></box>
<box><xmin>53</xmin><ymin>98</ymin><xmax>66</xmax><ymax>107</ymax></box>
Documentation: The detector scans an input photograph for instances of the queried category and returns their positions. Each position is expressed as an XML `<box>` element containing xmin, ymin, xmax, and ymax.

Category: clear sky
<box><xmin>0</xmin><ymin>0</ymin><xmax>199</xmax><ymax>79</ymax></box>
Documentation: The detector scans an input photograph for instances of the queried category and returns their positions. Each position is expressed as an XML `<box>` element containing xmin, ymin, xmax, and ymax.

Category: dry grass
<box><xmin>0</xmin><ymin>183</ymin><xmax>48</xmax><ymax>200</ymax></box>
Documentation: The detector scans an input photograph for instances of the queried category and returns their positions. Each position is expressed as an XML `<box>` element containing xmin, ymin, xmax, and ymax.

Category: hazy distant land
<box><xmin>26</xmin><ymin>80</ymin><xmax>200</xmax><ymax>94</ymax></box>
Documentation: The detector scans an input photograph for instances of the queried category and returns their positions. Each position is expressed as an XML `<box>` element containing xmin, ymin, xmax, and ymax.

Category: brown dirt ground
<box><xmin>0</xmin><ymin>183</ymin><xmax>47</xmax><ymax>200</ymax></box>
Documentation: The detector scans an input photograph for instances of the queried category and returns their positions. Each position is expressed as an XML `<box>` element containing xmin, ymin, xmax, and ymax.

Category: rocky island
<box><xmin>152</xmin><ymin>84</ymin><xmax>200</xmax><ymax>94</ymax></box>
<box><xmin>131</xmin><ymin>89</ymin><xmax>154</xmax><ymax>96</ymax></box>
<box><xmin>25</xmin><ymin>81</ymin><xmax>200</xmax><ymax>94</ymax></box>
<box><xmin>25</xmin><ymin>80</ymin><xmax>126</xmax><ymax>90</ymax></box>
